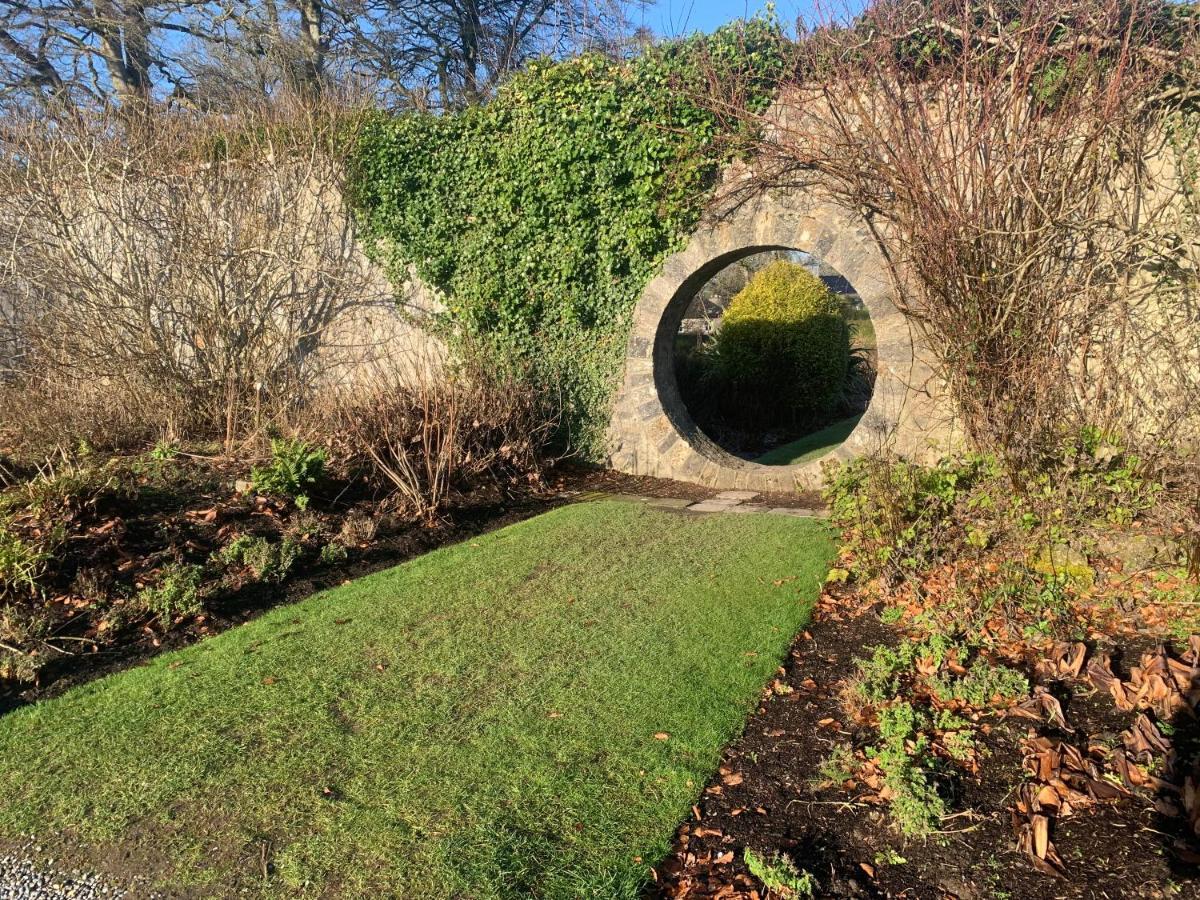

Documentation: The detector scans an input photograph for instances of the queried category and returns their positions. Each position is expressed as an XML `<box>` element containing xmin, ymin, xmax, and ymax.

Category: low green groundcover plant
<box><xmin>249</xmin><ymin>438</ymin><xmax>326</xmax><ymax>510</ymax></box>
<box><xmin>743</xmin><ymin>847</ymin><xmax>817</xmax><ymax>898</ymax></box>
<box><xmin>0</xmin><ymin>521</ymin><xmax>49</xmax><ymax>598</ymax></box>
<box><xmin>0</xmin><ymin>500</ymin><xmax>834</xmax><ymax>898</ymax></box>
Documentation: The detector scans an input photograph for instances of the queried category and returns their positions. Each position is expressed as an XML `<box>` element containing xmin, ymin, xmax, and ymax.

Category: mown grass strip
<box><xmin>0</xmin><ymin>500</ymin><xmax>834</xmax><ymax>898</ymax></box>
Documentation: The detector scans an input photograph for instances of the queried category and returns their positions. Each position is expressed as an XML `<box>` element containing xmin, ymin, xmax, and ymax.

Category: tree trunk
<box><xmin>458</xmin><ymin>0</ymin><xmax>483</xmax><ymax>105</ymax></box>
<box><xmin>295</xmin><ymin>0</ymin><xmax>324</xmax><ymax>95</ymax></box>
<box><xmin>93</xmin><ymin>0</ymin><xmax>153</xmax><ymax>105</ymax></box>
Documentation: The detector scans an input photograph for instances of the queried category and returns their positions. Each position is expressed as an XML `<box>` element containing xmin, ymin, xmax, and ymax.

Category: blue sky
<box><xmin>638</xmin><ymin>0</ymin><xmax>863</xmax><ymax>36</ymax></box>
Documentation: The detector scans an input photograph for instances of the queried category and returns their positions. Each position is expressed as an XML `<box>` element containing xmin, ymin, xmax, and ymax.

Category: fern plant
<box><xmin>250</xmin><ymin>439</ymin><xmax>326</xmax><ymax>509</ymax></box>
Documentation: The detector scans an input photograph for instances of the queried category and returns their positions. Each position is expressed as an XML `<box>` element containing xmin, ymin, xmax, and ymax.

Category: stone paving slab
<box><xmin>726</xmin><ymin>504</ymin><xmax>769</xmax><ymax>514</ymax></box>
<box><xmin>687</xmin><ymin>501</ymin><xmax>741</xmax><ymax>513</ymax></box>
<box><xmin>715</xmin><ymin>490</ymin><xmax>760</xmax><ymax>501</ymax></box>
<box><xmin>645</xmin><ymin>497</ymin><xmax>693</xmax><ymax>509</ymax></box>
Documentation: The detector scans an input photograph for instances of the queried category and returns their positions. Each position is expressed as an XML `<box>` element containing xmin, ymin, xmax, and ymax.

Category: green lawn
<box><xmin>756</xmin><ymin>414</ymin><xmax>864</xmax><ymax>467</ymax></box>
<box><xmin>0</xmin><ymin>500</ymin><xmax>835</xmax><ymax>898</ymax></box>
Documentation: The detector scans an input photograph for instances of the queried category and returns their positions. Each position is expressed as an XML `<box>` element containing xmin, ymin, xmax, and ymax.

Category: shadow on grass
<box><xmin>755</xmin><ymin>414</ymin><xmax>864</xmax><ymax>467</ymax></box>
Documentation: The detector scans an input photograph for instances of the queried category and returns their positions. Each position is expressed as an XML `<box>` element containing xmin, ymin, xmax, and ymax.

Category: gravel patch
<box><xmin>0</xmin><ymin>844</ymin><xmax>126</xmax><ymax>900</ymax></box>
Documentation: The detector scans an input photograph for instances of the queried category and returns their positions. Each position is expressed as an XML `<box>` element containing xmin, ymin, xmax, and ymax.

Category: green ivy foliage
<box><xmin>346</xmin><ymin>19</ymin><xmax>787</xmax><ymax>458</ymax></box>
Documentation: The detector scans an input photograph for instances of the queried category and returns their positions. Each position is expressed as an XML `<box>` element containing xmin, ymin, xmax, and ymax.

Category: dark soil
<box><xmin>650</xmin><ymin>590</ymin><xmax>1200</xmax><ymax>899</ymax></box>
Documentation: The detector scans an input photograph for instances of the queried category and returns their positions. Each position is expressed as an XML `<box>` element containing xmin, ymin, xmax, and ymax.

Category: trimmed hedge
<box><xmin>345</xmin><ymin>20</ymin><xmax>787</xmax><ymax>458</ymax></box>
<box><xmin>702</xmin><ymin>260</ymin><xmax>850</xmax><ymax>429</ymax></box>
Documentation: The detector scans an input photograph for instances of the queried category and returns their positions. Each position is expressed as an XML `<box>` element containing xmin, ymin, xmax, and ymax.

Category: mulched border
<box><xmin>650</xmin><ymin>587</ymin><xmax>1200</xmax><ymax>899</ymax></box>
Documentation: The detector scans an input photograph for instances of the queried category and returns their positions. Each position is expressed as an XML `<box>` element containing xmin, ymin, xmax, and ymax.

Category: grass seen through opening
<box><xmin>0</xmin><ymin>500</ymin><xmax>835</xmax><ymax>898</ymax></box>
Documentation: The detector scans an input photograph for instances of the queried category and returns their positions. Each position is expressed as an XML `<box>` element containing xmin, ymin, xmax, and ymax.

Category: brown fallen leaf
<box><xmin>1015</xmin><ymin>816</ymin><xmax>1066</xmax><ymax>877</ymax></box>
<box><xmin>1045</xmin><ymin>642</ymin><xmax>1081</xmax><ymax>678</ymax></box>
<box><xmin>1023</xmin><ymin>687</ymin><xmax>1073</xmax><ymax>731</ymax></box>
<box><xmin>1032</xmin><ymin>814</ymin><xmax>1050</xmax><ymax>859</ymax></box>
<box><xmin>1085</xmin><ymin>650</ymin><xmax>1118</xmax><ymax>692</ymax></box>
<box><xmin>1186</xmin><ymin>635</ymin><xmax>1200</xmax><ymax>666</ymax></box>
<box><xmin>1036</xmin><ymin>785</ymin><xmax>1061</xmax><ymax>812</ymax></box>
<box><xmin>1124</xmin><ymin>713</ymin><xmax>1172</xmax><ymax>758</ymax></box>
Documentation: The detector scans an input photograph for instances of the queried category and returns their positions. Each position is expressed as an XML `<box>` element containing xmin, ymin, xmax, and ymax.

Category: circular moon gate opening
<box><xmin>607</xmin><ymin>191</ymin><xmax>925</xmax><ymax>492</ymax></box>
<box><xmin>670</xmin><ymin>249</ymin><xmax>876</xmax><ymax>468</ymax></box>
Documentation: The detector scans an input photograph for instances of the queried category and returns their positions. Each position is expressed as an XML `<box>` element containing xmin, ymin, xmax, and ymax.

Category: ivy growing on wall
<box><xmin>347</xmin><ymin>19</ymin><xmax>786</xmax><ymax>458</ymax></box>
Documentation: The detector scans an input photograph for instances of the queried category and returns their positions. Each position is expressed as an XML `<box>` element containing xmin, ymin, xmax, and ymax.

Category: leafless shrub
<box><xmin>705</xmin><ymin>0</ymin><xmax>1199</xmax><ymax>476</ymax></box>
<box><xmin>0</xmin><ymin>96</ymin><xmax>391</xmax><ymax>456</ymax></box>
<box><xmin>337</xmin><ymin>510</ymin><xmax>380</xmax><ymax>548</ymax></box>
<box><xmin>0</xmin><ymin>372</ymin><xmax>177</xmax><ymax>453</ymax></box>
<box><xmin>321</xmin><ymin>353</ymin><xmax>558</xmax><ymax>520</ymax></box>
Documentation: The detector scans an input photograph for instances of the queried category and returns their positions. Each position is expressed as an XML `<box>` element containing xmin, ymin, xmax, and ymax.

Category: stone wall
<box><xmin>603</xmin><ymin>113</ymin><xmax>1199</xmax><ymax>492</ymax></box>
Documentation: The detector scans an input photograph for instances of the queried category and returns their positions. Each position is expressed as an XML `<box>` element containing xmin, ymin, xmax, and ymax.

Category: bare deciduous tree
<box><xmin>0</xmin><ymin>0</ymin><xmax>643</xmax><ymax>109</ymax></box>
<box><xmin>338</xmin><ymin>0</ymin><xmax>641</xmax><ymax>109</ymax></box>
<box><xmin>0</xmin><ymin>0</ymin><xmax>206</xmax><ymax>105</ymax></box>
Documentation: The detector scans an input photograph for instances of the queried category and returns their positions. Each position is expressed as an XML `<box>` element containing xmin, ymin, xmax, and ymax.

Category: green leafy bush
<box><xmin>824</xmin><ymin>453</ymin><xmax>998</xmax><ymax>583</ymax></box>
<box><xmin>824</xmin><ymin>431</ymin><xmax>1171</xmax><ymax>595</ymax></box>
<box><xmin>871</xmin><ymin>702</ymin><xmax>948</xmax><ymax>837</ymax></box>
<box><xmin>702</xmin><ymin>260</ymin><xmax>850</xmax><ymax>429</ymax></box>
<box><xmin>743</xmin><ymin>848</ymin><xmax>816</xmax><ymax>898</ymax></box>
<box><xmin>318</xmin><ymin>541</ymin><xmax>349</xmax><ymax>566</ymax></box>
<box><xmin>218</xmin><ymin>535</ymin><xmax>302</xmax><ymax>583</ymax></box>
<box><xmin>346</xmin><ymin>20</ymin><xmax>786</xmax><ymax>457</ymax></box>
<box><xmin>930</xmin><ymin>661</ymin><xmax>1029</xmax><ymax>708</ymax></box>
<box><xmin>216</xmin><ymin>534</ymin><xmax>256</xmax><ymax>566</ymax></box>
<box><xmin>245</xmin><ymin>539</ymin><xmax>301</xmax><ymax>583</ymax></box>
<box><xmin>846</xmin><ymin>640</ymin><xmax>1030</xmax><ymax>836</ymax></box>
<box><xmin>0</xmin><ymin>523</ymin><xmax>49</xmax><ymax>598</ymax></box>
<box><xmin>135</xmin><ymin>563</ymin><xmax>204</xmax><ymax>622</ymax></box>
<box><xmin>815</xmin><ymin>744</ymin><xmax>857</xmax><ymax>787</ymax></box>
<box><xmin>849</xmin><ymin>634</ymin><xmax>960</xmax><ymax>704</ymax></box>
<box><xmin>250</xmin><ymin>439</ymin><xmax>326</xmax><ymax>509</ymax></box>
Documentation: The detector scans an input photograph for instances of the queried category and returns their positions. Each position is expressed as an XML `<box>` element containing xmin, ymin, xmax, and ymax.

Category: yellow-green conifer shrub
<box><xmin>704</xmin><ymin>259</ymin><xmax>850</xmax><ymax>428</ymax></box>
